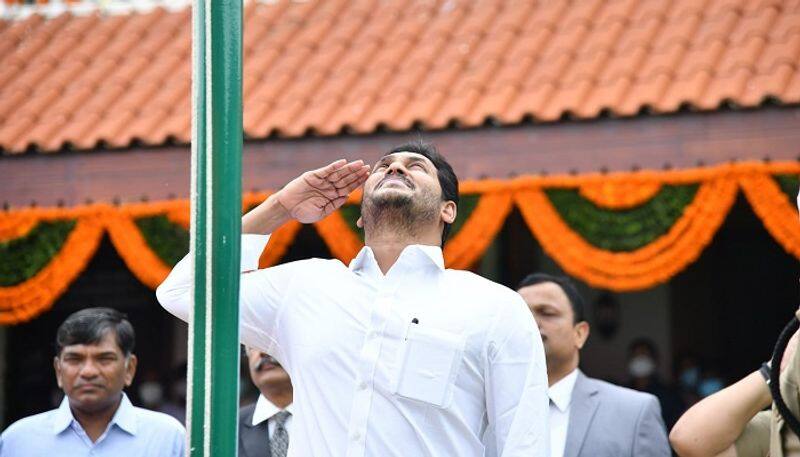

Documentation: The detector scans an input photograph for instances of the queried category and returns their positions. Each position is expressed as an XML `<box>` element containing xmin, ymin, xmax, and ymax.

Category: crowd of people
<box><xmin>1</xmin><ymin>141</ymin><xmax>797</xmax><ymax>456</ymax></box>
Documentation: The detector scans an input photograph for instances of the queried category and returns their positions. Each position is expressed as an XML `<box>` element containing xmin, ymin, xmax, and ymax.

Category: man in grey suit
<box><xmin>518</xmin><ymin>273</ymin><xmax>671</xmax><ymax>457</ymax></box>
<box><xmin>239</xmin><ymin>347</ymin><xmax>293</xmax><ymax>457</ymax></box>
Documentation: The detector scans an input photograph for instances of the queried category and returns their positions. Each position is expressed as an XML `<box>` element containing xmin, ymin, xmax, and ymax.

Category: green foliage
<box><xmin>776</xmin><ymin>174</ymin><xmax>800</xmax><ymax>202</ymax></box>
<box><xmin>135</xmin><ymin>216</ymin><xmax>190</xmax><ymax>267</ymax></box>
<box><xmin>339</xmin><ymin>204</ymin><xmax>364</xmax><ymax>241</ymax></box>
<box><xmin>338</xmin><ymin>194</ymin><xmax>481</xmax><ymax>242</ymax></box>
<box><xmin>0</xmin><ymin>220</ymin><xmax>76</xmax><ymax>286</ymax></box>
<box><xmin>545</xmin><ymin>185</ymin><xmax>699</xmax><ymax>252</ymax></box>
<box><xmin>449</xmin><ymin>194</ymin><xmax>479</xmax><ymax>236</ymax></box>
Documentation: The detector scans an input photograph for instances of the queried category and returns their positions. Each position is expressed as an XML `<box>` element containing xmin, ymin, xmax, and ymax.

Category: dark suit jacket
<box><xmin>565</xmin><ymin>370</ymin><xmax>671</xmax><ymax>457</ymax></box>
<box><xmin>238</xmin><ymin>403</ymin><xmax>270</xmax><ymax>457</ymax></box>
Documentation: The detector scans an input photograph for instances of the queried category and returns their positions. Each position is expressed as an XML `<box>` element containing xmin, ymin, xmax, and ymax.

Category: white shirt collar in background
<box><xmin>252</xmin><ymin>395</ymin><xmax>294</xmax><ymax>426</ymax></box>
<box><xmin>549</xmin><ymin>368</ymin><xmax>579</xmax><ymax>412</ymax></box>
<box><xmin>548</xmin><ymin>368</ymin><xmax>579</xmax><ymax>457</ymax></box>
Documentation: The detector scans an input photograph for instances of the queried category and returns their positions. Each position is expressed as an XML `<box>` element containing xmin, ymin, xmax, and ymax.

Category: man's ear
<box><xmin>54</xmin><ymin>356</ymin><xmax>63</xmax><ymax>389</ymax></box>
<box><xmin>124</xmin><ymin>354</ymin><xmax>138</xmax><ymax>387</ymax></box>
<box><xmin>356</xmin><ymin>216</ymin><xmax>363</xmax><ymax>228</ymax></box>
<box><xmin>574</xmin><ymin>321</ymin><xmax>590</xmax><ymax>350</ymax></box>
<box><xmin>441</xmin><ymin>201</ymin><xmax>456</xmax><ymax>225</ymax></box>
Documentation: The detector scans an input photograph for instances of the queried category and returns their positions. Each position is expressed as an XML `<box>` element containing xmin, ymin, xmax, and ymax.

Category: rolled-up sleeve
<box><xmin>156</xmin><ymin>234</ymin><xmax>291</xmax><ymax>353</ymax></box>
<box><xmin>484</xmin><ymin>296</ymin><xmax>549</xmax><ymax>457</ymax></box>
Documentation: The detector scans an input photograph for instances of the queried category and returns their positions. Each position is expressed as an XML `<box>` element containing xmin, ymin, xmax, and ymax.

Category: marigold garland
<box><xmin>259</xmin><ymin>220</ymin><xmax>302</xmax><ymax>268</ymax></box>
<box><xmin>579</xmin><ymin>181</ymin><xmax>663</xmax><ymax>210</ymax></box>
<box><xmin>740</xmin><ymin>173</ymin><xmax>800</xmax><ymax>258</ymax></box>
<box><xmin>516</xmin><ymin>176</ymin><xmax>739</xmax><ymax>290</ymax></box>
<box><xmin>2</xmin><ymin>161</ymin><xmax>800</xmax><ymax>324</ymax></box>
<box><xmin>314</xmin><ymin>210</ymin><xmax>364</xmax><ymax>263</ymax></box>
<box><xmin>106</xmin><ymin>211</ymin><xmax>174</xmax><ymax>290</ymax></box>
<box><xmin>0</xmin><ymin>217</ymin><xmax>104</xmax><ymax>324</ymax></box>
<box><xmin>444</xmin><ymin>192</ymin><xmax>514</xmax><ymax>269</ymax></box>
<box><xmin>0</xmin><ymin>213</ymin><xmax>38</xmax><ymax>242</ymax></box>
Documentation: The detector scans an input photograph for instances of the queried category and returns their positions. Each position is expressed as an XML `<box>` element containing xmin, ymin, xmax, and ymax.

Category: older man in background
<box><xmin>0</xmin><ymin>307</ymin><xmax>185</xmax><ymax>457</ymax></box>
<box><xmin>240</xmin><ymin>347</ymin><xmax>294</xmax><ymax>457</ymax></box>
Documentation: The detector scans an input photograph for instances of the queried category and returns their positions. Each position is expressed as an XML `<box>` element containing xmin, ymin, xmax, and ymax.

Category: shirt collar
<box><xmin>52</xmin><ymin>393</ymin><xmax>137</xmax><ymax>436</ymax></box>
<box><xmin>252</xmin><ymin>395</ymin><xmax>294</xmax><ymax>427</ymax></box>
<box><xmin>348</xmin><ymin>244</ymin><xmax>445</xmax><ymax>276</ymax></box>
<box><xmin>52</xmin><ymin>395</ymin><xmax>74</xmax><ymax>434</ymax></box>
<box><xmin>549</xmin><ymin>368</ymin><xmax>579</xmax><ymax>413</ymax></box>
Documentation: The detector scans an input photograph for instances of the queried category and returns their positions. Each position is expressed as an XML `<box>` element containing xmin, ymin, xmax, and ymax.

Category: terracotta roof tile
<box><xmin>1</xmin><ymin>0</ymin><xmax>799</xmax><ymax>153</ymax></box>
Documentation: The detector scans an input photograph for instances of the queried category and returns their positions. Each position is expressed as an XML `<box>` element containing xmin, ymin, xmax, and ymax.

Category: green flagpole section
<box><xmin>190</xmin><ymin>0</ymin><xmax>243</xmax><ymax>454</ymax></box>
<box><xmin>188</xmin><ymin>0</ymin><xmax>207</xmax><ymax>451</ymax></box>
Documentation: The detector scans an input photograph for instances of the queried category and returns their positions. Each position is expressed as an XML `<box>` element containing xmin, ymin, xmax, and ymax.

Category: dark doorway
<box><xmin>671</xmin><ymin>195</ymin><xmax>800</xmax><ymax>383</ymax></box>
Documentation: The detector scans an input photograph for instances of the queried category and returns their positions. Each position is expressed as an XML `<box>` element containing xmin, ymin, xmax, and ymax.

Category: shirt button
<box><xmin>358</xmin><ymin>381</ymin><xmax>368</xmax><ymax>390</ymax></box>
<box><xmin>351</xmin><ymin>431</ymin><xmax>361</xmax><ymax>441</ymax></box>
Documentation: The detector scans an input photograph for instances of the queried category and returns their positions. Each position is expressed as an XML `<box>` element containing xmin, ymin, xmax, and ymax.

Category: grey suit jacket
<box><xmin>564</xmin><ymin>370</ymin><xmax>671</xmax><ymax>457</ymax></box>
<box><xmin>238</xmin><ymin>403</ymin><xmax>270</xmax><ymax>457</ymax></box>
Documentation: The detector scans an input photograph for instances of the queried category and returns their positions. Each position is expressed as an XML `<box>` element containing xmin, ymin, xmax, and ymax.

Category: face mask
<box><xmin>698</xmin><ymin>378</ymin><xmax>724</xmax><ymax>398</ymax></box>
<box><xmin>679</xmin><ymin>367</ymin><xmax>700</xmax><ymax>389</ymax></box>
<box><xmin>628</xmin><ymin>355</ymin><xmax>656</xmax><ymax>378</ymax></box>
<box><xmin>138</xmin><ymin>382</ymin><xmax>164</xmax><ymax>405</ymax></box>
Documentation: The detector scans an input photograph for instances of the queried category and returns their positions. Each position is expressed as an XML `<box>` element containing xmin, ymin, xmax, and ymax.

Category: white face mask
<box><xmin>628</xmin><ymin>355</ymin><xmax>656</xmax><ymax>378</ymax></box>
<box><xmin>138</xmin><ymin>382</ymin><xmax>164</xmax><ymax>405</ymax></box>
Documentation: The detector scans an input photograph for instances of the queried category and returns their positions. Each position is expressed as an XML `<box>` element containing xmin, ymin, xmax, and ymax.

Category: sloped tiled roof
<box><xmin>1</xmin><ymin>0</ymin><xmax>799</xmax><ymax>154</ymax></box>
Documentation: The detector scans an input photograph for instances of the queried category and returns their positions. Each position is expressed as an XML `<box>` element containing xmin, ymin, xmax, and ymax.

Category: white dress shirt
<box><xmin>252</xmin><ymin>395</ymin><xmax>294</xmax><ymax>439</ymax></box>
<box><xmin>158</xmin><ymin>234</ymin><xmax>549</xmax><ymax>457</ymax></box>
<box><xmin>548</xmin><ymin>369</ymin><xmax>579</xmax><ymax>457</ymax></box>
<box><xmin>0</xmin><ymin>393</ymin><xmax>184</xmax><ymax>457</ymax></box>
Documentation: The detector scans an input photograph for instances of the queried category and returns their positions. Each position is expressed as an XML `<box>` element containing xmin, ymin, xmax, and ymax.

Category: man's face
<box><xmin>519</xmin><ymin>282</ymin><xmax>587</xmax><ymax>368</ymax></box>
<box><xmin>54</xmin><ymin>331</ymin><xmax>136</xmax><ymax>414</ymax></box>
<box><xmin>246</xmin><ymin>348</ymin><xmax>290</xmax><ymax>394</ymax></box>
<box><xmin>361</xmin><ymin>152</ymin><xmax>444</xmax><ymax>215</ymax></box>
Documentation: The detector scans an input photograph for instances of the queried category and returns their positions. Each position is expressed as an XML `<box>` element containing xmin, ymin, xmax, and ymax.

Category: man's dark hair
<box><xmin>55</xmin><ymin>307</ymin><xmax>135</xmax><ymax>357</ymax></box>
<box><xmin>387</xmin><ymin>140</ymin><xmax>459</xmax><ymax>245</ymax></box>
<box><xmin>517</xmin><ymin>273</ymin><xmax>586</xmax><ymax>323</ymax></box>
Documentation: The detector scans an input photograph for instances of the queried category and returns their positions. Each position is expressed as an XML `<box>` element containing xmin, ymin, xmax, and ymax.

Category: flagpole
<box><xmin>189</xmin><ymin>0</ymin><xmax>243</xmax><ymax>454</ymax></box>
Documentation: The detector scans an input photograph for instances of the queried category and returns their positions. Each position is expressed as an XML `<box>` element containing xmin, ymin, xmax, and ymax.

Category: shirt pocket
<box><xmin>392</xmin><ymin>323</ymin><xmax>465</xmax><ymax>408</ymax></box>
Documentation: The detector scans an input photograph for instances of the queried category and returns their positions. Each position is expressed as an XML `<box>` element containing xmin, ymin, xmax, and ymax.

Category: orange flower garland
<box><xmin>444</xmin><ymin>192</ymin><xmax>514</xmax><ymax>269</ymax></box>
<box><xmin>579</xmin><ymin>181</ymin><xmax>663</xmax><ymax>209</ymax></box>
<box><xmin>314</xmin><ymin>210</ymin><xmax>364</xmax><ymax>264</ymax></box>
<box><xmin>516</xmin><ymin>176</ymin><xmax>739</xmax><ymax>290</ymax></box>
<box><xmin>2</xmin><ymin>161</ymin><xmax>800</xmax><ymax>324</ymax></box>
<box><xmin>259</xmin><ymin>220</ymin><xmax>303</xmax><ymax>268</ymax></box>
<box><xmin>106</xmin><ymin>210</ymin><xmax>174</xmax><ymax>290</ymax></box>
<box><xmin>0</xmin><ymin>213</ymin><xmax>38</xmax><ymax>241</ymax></box>
<box><xmin>740</xmin><ymin>172</ymin><xmax>800</xmax><ymax>258</ymax></box>
<box><xmin>0</xmin><ymin>216</ymin><xmax>104</xmax><ymax>324</ymax></box>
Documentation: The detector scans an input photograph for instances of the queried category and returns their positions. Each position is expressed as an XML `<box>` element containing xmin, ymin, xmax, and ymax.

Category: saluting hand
<box><xmin>276</xmin><ymin>159</ymin><xmax>370</xmax><ymax>224</ymax></box>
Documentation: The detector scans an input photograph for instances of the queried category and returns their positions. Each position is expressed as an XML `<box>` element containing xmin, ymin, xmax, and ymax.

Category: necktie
<box><xmin>270</xmin><ymin>410</ymin><xmax>291</xmax><ymax>457</ymax></box>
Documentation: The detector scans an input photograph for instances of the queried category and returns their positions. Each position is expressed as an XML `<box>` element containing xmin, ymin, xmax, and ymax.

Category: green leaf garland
<box><xmin>135</xmin><ymin>216</ymin><xmax>190</xmax><ymax>267</ymax></box>
<box><xmin>0</xmin><ymin>220</ymin><xmax>76</xmax><ymax>286</ymax></box>
<box><xmin>776</xmin><ymin>174</ymin><xmax>800</xmax><ymax>203</ymax></box>
<box><xmin>545</xmin><ymin>185</ymin><xmax>699</xmax><ymax>252</ymax></box>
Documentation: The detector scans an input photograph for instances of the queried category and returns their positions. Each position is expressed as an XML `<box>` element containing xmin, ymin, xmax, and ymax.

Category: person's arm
<box><xmin>669</xmin><ymin>370</ymin><xmax>771</xmax><ymax>457</ymax></box>
<box><xmin>156</xmin><ymin>159</ymin><xmax>369</xmax><ymax>347</ymax></box>
<box><xmin>485</xmin><ymin>296</ymin><xmax>550</xmax><ymax>457</ymax></box>
<box><xmin>633</xmin><ymin>396</ymin><xmax>671</xmax><ymax>457</ymax></box>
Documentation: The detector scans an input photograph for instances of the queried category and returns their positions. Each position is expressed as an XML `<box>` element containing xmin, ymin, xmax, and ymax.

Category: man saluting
<box><xmin>157</xmin><ymin>141</ymin><xmax>549</xmax><ymax>457</ymax></box>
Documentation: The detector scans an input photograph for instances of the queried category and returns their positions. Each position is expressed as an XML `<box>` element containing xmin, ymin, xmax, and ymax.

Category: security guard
<box><xmin>669</xmin><ymin>307</ymin><xmax>800</xmax><ymax>456</ymax></box>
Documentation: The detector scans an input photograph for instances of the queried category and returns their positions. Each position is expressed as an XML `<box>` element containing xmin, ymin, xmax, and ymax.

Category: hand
<box><xmin>275</xmin><ymin>159</ymin><xmax>370</xmax><ymax>224</ymax></box>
